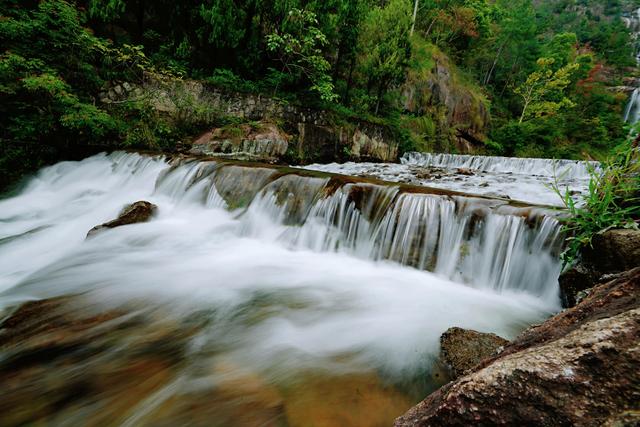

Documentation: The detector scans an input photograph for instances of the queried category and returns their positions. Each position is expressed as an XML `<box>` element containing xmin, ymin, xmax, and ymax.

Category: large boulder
<box><xmin>582</xmin><ymin>229</ymin><xmax>640</xmax><ymax>273</ymax></box>
<box><xmin>439</xmin><ymin>327</ymin><xmax>508</xmax><ymax>379</ymax></box>
<box><xmin>87</xmin><ymin>201</ymin><xmax>157</xmax><ymax>237</ymax></box>
<box><xmin>560</xmin><ymin>229</ymin><xmax>640</xmax><ymax>307</ymax></box>
<box><xmin>190</xmin><ymin>121</ymin><xmax>289</xmax><ymax>162</ymax></box>
<box><xmin>395</xmin><ymin>268</ymin><xmax>640</xmax><ymax>427</ymax></box>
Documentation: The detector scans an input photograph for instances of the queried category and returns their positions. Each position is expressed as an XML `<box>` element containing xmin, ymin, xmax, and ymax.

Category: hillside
<box><xmin>1</xmin><ymin>0</ymin><xmax>639</xmax><ymax>188</ymax></box>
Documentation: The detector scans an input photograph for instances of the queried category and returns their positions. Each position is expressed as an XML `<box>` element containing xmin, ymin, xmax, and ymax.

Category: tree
<box><xmin>358</xmin><ymin>0</ymin><xmax>412</xmax><ymax>114</ymax></box>
<box><xmin>266</xmin><ymin>8</ymin><xmax>337</xmax><ymax>101</ymax></box>
<box><xmin>514</xmin><ymin>57</ymin><xmax>579</xmax><ymax>123</ymax></box>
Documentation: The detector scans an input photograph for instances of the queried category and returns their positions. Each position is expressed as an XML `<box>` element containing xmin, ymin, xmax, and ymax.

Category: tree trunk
<box><xmin>484</xmin><ymin>40</ymin><xmax>505</xmax><ymax>86</ymax></box>
<box><xmin>344</xmin><ymin>55</ymin><xmax>356</xmax><ymax>104</ymax></box>
<box><xmin>410</xmin><ymin>0</ymin><xmax>419</xmax><ymax>36</ymax></box>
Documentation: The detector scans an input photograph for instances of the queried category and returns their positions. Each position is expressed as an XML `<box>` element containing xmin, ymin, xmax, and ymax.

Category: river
<box><xmin>0</xmin><ymin>151</ymin><xmax>589</xmax><ymax>426</ymax></box>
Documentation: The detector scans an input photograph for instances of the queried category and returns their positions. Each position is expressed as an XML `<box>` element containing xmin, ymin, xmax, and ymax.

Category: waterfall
<box><xmin>625</xmin><ymin>88</ymin><xmax>640</xmax><ymax>124</ymax></box>
<box><xmin>623</xmin><ymin>8</ymin><xmax>640</xmax><ymax>125</ymax></box>
<box><xmin>0</xmin><ymin>152</ymin><xmax>563</xmax><ymax>425</ymax></box>
<box><xmin>0</xmin><ymin>152</ymin><xmax>562</xmax><ymax>302</ymax></box>
<box><xmin>401</xmin><ymin>152</ymin><xmax>598</xmax><ymax>180</ymax></box>
<box><xmin>150</xmin><ymin>154</ymin><xmax>564</xmax><ymax>301</ymax></box>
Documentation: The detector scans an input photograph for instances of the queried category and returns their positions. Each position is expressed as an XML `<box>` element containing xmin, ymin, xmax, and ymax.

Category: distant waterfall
<box><xmin>402</xmin><ymin>152</ymin><xmax>598</xmax><ymax>180</ymax></box>
<box><xmin>623</xmin><ymin>8</ymin><xmax>640</xmax><ymax>125</ymax></box>
<box><xmin>625</xmin><ymin>88</ymin><xmax>640</xmax><ymax>124</ymax></box>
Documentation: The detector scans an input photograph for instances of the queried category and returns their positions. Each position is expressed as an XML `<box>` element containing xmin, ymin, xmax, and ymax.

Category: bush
<box><xmin>553</xmin><ymin>142</ymin><xmax>640</xmax><ymax>265</ymax></box>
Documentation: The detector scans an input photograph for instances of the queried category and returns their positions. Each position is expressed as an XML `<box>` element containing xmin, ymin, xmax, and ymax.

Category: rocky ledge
<box><xmin>396</xmin><ymin>267</ymin><xmax>640</xmax><ymax>427</ymax></box>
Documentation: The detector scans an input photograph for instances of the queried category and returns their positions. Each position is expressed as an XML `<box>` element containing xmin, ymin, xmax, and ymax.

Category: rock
<box><xmin>559</xmin><ymin>262</ymin><xmax>601</xmax><ymax>307</ymax></box>
<box><xmin>189</xmin><ymin>121</ymin><xmax>289</xmax><ymax>162</ymax></box>
<box><xmin>400</xmin><ymin>48</ymin><xmax>489</xmax><ymax>153</ymax></box>
<box><xmin>395</xmin><ymin>268</ymin><xmax>640</xmax><ymax>427</ymax></box>
<box><xmin>212</xmin><ymin>164</ymin><xmax>277</xmax><ymax>209</ymax></box>
<box><xmin>0</xmin><ymin>296</ymin><xmax>204</xmax><ymax>426</ymax></box>
<box><xmin>583</xmin><ymin>229</ymin><xmax>640</xmax><ymax>273</ymax></box>
<box><xmin>455</xmin><ymin>168</ymin><xmax>474</xmax><ymax>176</ymax></box>
<box><xmin>283</xmin><ymin>372</ymin><xmax>414</xmax><ymax>427</ymax></box>
<box><xmin>560</xmin><ymin>229</ymin><xmax>640</xmax><ymax>307</ymax></box>
<box><xmin>87</xmin><ymin>201</ymin><xmax>157</xmax><ymax>237</ymax></box>
<box><xmin>105</xmin><ymin>72</ymin><xmax>399</xmax><ymax>164</ymax></box>
<box><xmin>439</xmin><ymin>327</ymin><xmax>508</xmax><ymax>379</ymax></box>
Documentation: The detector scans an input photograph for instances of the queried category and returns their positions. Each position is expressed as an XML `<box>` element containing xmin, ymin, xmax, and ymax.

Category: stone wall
<box><xmin>100</xmin><ymin>73</ymin><xmax>399</xmax><ymax>164</ymax></box>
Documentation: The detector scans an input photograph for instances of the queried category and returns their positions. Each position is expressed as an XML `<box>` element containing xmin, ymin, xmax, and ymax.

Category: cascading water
<box><xmin>623</xmin><ymin>8</ymin><xmax>640</xmax><ymax>125</ymax></box>
<box><xmin>401</xmin><ymin>152</ymin><xmax>597</xmax><ymax>179</ymax></box>
<box><xmin>305</xmin><ymin>152</ymin><xmax>596</xmax><ymax>206</ymax></box>
<box><xmin>0</xmin><ymin>152</ymin><xmax>562</xmax><ymax>426</ymax></box>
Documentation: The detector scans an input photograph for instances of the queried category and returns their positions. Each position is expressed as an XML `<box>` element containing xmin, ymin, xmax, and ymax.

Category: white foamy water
<box><xmin>0</xmin><ymin>152</ymin><xmax>560</xmax><ymax>393</ymax></box>
<box><xmin>303</xmin><ymin>152</ymin><xmax>597</xmax><ymax>206</ymax></box>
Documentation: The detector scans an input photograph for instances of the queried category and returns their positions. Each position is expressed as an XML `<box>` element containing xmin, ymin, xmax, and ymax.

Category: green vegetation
<box><xmin>554</xmin><ymin>141</ymin><xmax>640</xmax><ymax>264</ymax></box>
<box><xmin>1</xmin><ymin>0</ymin><xmax>640</xmax><ymax>189</ymax></box>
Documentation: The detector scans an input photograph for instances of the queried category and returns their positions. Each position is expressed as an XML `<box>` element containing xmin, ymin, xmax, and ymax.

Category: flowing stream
<box><xmin>305</xmin><ymin>152</ymin><xmax>596</xmax><ymax>206</ymax></box>
<box><xmin>0</xmin><ymin>152</ymin><xmax>566</xmax><ymax>426</ymax></box>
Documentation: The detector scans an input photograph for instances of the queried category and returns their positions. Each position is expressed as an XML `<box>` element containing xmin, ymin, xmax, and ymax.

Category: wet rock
<box><xmin>560</xmin><ymin>229</ymin><xmax>640</xmax><ymax>307</ymax></box>
<box><xmin>212</xmin><ymin>165</ymin><xmax>277</xmax><ymax>209</ymax></box>
<box><xmin>439</xmin><ymin>327</ymin><xmax>508</xmax><ymax>379</ymax></box>
<box><xmin>87</xmin><ymin>201</ymin><xmax>157</xmax><ymax>237</ymax></box>
<box><xmin>0</xmin><ymin>296</ymin><xmax>203</xmax><ymax>426</ymax></box>
<box><xmin>142</xmin><ymin>360</ymin><xmax>287</xmax><ymax>427</ymax></box>
<box><xmin>455</xmin><ymin>168</ymin><xmax>474</xmax><ymax>176</ymax></box>
<box><xmin>395</xmin><ymin>268</ymin><xmax>640</xmax><ymax>427</ymax></box>
<box><xmin>284</xmin><ymin>373</ymin><xmax>414</xmax><ymax>427</ymax></box>
<box><xmin>559</xmin><ymin>263</ymin><xmax>601</xmax><ymax>307</ymax></box>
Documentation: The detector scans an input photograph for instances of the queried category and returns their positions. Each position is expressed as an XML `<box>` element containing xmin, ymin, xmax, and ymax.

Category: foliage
<box><xmin>266</xmin><ymin>8</ymin><xmax>337</xmax><ymax>101</ymax></box>
<box><xmin>553</xmin><ymin>142</ymin><xmax>640</xmax><ymax>265</ymax></box>
<box><xmin>357</xmin><ymin>0</ymin><xmax>412</xmax><ymax>114</ymax></box>
<box><xmin>1</xmin><ymin>0</ymin><xmax>639</xmax><ymax>189</ymax></box>
<box><xmin>514</xmin><ymin>58</ymin><xmax>580</xmax><ymax>123</ymax></box>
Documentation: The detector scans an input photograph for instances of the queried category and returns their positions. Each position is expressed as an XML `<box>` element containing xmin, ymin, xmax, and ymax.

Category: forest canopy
<box><xmin>1</xmin><ymin>0</ymin><xmax>639</xmax><ymax>187</ymax></box>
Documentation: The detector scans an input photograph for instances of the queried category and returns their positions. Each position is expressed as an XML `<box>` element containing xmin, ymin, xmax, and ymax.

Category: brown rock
<box><xmin>455</xmin><ymin>167</ymin><xmax>474</xmax><ymax>176</ymax></box>
<box><xmin>395</xmin><ymin>268</ymin><xmax>640</xmax><ymax>427</ymax></box>
<box><xmin>87</xmin><ymin>200</ymin><xmax>157</xmax><ymax>237</ymax></box>
<box><xmin>560</xmin><ymin>229</ymin><xmax>640</xmax><ymax>307</ymax></box>
<box><xmin>189</xmin><ymin>121</ymin><xmax>289</xmax><ymax>162</ymax></box>
<box><xmin>583</xmin><ymin>229</ymin><xmax>640</xmax><ymax>273</ymax></box>
<box><xmin>439</xmin><ymin>327</ymin><xmax>508</xmax><ymax>379</ymax></box>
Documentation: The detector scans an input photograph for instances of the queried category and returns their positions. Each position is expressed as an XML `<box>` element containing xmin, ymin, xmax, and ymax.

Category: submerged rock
<box><xmin>396</xmin><ymin>268</ymin><xmax>640</xmax><ymax>427</ymax></box>
<box><xmin>439</xmin><ymin>327</ymin><xmax>508</xmax><ymax>379</ymax></box>
<box><xmin>560</xmin><ymin>229</ymin><xmax>640</xmax><ymax>307</ymax></box>
<box><xmin>87</xmin><ymin>201</ymin><xmax>157</xmax><ymax>237</ymax></box>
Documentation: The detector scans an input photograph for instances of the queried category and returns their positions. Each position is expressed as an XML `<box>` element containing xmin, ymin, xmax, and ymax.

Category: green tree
<box><xmin>514</xmin><ymin>58</ymin><xmax>579</xmax><ymax>123</ymax></box>
<box><xmin>358</xmin><ymin>0</ymin><xmax>412</xmax><ymax>114</ymax></box>
<box><xmin>266</xmin><ymin>8</ymin><xmax>337</xmax><ymax>101</ymax></box>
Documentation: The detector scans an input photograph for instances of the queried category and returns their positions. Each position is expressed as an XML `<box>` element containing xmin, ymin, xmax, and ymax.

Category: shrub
<box><xmin>553</xmin><ymin>142</ymin><xmax>640</xmax><ymax>265</ymax></box>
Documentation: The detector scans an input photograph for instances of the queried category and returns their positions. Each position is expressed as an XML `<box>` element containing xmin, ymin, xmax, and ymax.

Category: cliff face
<box><xmin>400</xmin><ymin>41</ymin><xmax>490</xmax><ymax>154</ymax></box>
<box><xmin>396</xmin><ymin>268</ymin><xmax>640</xmax><ymax>427</ymax></box>
<box><xmin>100</xmin><ymin>73</ymin><xmax>399</xmax><ymax>164</ymax></box>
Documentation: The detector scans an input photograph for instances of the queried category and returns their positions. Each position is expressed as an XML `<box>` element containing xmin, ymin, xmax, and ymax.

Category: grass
<box><xmin>552</xmin><ymin>142</ymin><xmax>640</xmax><ymax>265</ymax></box>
